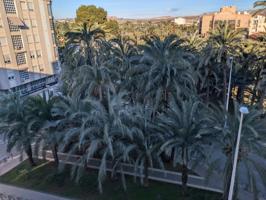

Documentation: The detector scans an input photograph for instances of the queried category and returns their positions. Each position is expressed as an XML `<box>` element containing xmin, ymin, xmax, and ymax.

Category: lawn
<box><xmin>0</xmin><ymin>160</ymin><xmax>222</xmax><ymax>200</ymax></box>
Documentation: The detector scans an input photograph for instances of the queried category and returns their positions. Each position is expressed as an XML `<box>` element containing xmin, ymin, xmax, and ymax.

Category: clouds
<box><xmin>169</xmin><ymin>8</ymin><xmax>179</xmax><ymax>13</ymax></box>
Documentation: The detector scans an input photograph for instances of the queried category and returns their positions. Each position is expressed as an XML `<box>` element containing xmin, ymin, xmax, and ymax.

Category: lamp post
<box><xmin>228</xmin><ymin>106</ymin><xmax>249</xmax><ymax>200</ymax></box>
<box><xmin>224</xmin><ymin>57</ymin><xmax>234</xmax><ymax>129</ymax></box>
<box><xmin>226</xmin><ymin>57</ymin><xmax>234</xmax><ymax>112</ymax></box>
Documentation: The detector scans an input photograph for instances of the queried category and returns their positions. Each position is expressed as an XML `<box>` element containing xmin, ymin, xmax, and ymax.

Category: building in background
<box><xmin>249</xmin><ymin>14</ymin><xmax>266</xmax><ymax>34</ymax></box>
<box><xmin>174</xmin><ymin>16</ymin><xmax>199</xmax><ymax>26</ymax></box>
<box><xmin>199</xmin><ymin>6</ymin><xmax>251</xmax><ymax>36</ymax></box>
<box><xmin>0</xmin><ymin>0</ymin><xmax>59</xmax><ymax>91</ymax></box>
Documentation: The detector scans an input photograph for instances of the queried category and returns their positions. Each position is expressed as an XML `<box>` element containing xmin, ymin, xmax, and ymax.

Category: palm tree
<box><xmin>65</xmin><ymin>23</ymin><xmax>105</xmax><ymax>66</ymax></box>
<box><xmin>158</xmin><ymin>96</ymin><xmax>212</xmax><ymax>195</ymax></box>
<box><xmin>207</xmin><ymin>23</ymin><xmax>244</xmax><ymax>105</ymax></box>
<box><xmin>254</xmin><ymin>1</ymin><xmax>266</xmax><ymax>14</ymax></box>
<box><xmin>26</xmin><ymin>94</ymin><xmax>61</xmax><ymax>166</ymax></box>
<box><xmin>141</xmin><ymin>35</ymin><xmax>196</xmax><ymax>112</ymax></box>
<box><xmin>0</xmin><ymin>94</ymin><xmax>36</xmax><ymax>166</ymax></box>
<box><xmin>108</xmin><ymin>36</ymin><xmax>139</xmax><ymax>81</ymax></box>
<box><xmin>206</xmin><ymin>102</ymin><xmax>266</xmax><ymax>200</ymax></box>
<box><xmin>69</xmin><ymin>63</ymin><xmax>116</xmax><ymax>101</ymax></box>
<box><xmin>68</xmin><ymin>91</ymin><xmax>127</xmax><ymax>193</ymax></box>
<box><xmin>122</xmin><ymin>104</ymin><xmax>164</xmax><ymax>187</ymax></box>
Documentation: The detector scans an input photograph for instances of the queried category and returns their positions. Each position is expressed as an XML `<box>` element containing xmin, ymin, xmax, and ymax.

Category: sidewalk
<box><xmin>0</xmin><ymin>183</ymin><xmax>71</xmax><ymax>200</ymax></box>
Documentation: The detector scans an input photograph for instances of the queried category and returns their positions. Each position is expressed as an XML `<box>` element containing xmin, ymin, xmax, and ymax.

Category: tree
<box><xmin>76</xmin><ymin>5</ymin><xmax>107</xmax><ymax>26</ymax></box>
<box><xmin>0</xmin><ymin>94</ymin><xmax>36</xmax><ymax>166</ymax></box>
<box><xmin>104</xmin><ymin>20</ymin><xmax>120</xmax><ymax>38</ymax></box>
<box><xmin>254</xmin><ymin>1</ymin><xmax>266</xmax><ymax>14</ymax></box>
<box><xmin>65</xmin><ymin>23</ymin><xmax>105</xmax><ymax>66</ymax></box>
<box><xmin>158</xmin><ymin>96</ymin><xmax>211</xmax><ymax>195</ymax></box>
<box><xmin>141</xmin><ymin>35</ymin><xmax>196</xmax><ymax>112</ymax></box>
<box><xmin>206</xmin><ymin>102</ymin><xmax>266</xmax><ymax>200</ymax></box>
<box><xmin>122</xmin><ymin>104</ymin><xmax>164</xmax><ymax>187</ymax></box>
<box><xmin>206</xmin><ymin>23</ymin><xmax>244</xmax><ymax>105</ymax></box>
<box><xmin>26</xmin><ymin>95</ymin><xmax>61</xmax><ymax>166</ymax></box>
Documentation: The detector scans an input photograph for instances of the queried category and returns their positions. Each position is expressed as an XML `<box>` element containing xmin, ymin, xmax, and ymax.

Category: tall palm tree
<box><xmin>0</xmin><ymin>94</ymin><xmax>36</xmax><ymax>166</ymax></box>
<box><xmin>206</xmin><ymin>102</ymin><xmax>266</xmax><ymax>200</ymax></box>
<box><xmin>207</xmin><ymin>23</ymin><xmax>244</xmax><ymax>105</ymax></box>
<box><xmin>65</xmin><ymin>23</ymin><xmax>105</xmax><ymax>66</ymax></box>
<box><xmin>141</xmin><ymin>35</ymin><xmax>196</xmax><ymax>112</ymax></box>
<box><xmin>158</xmin><ymin>96</ymin><xmax>212</xmax><ymax>195</ymax></box>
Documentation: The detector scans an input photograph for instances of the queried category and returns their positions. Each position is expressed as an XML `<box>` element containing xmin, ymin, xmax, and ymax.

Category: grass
<box><xmin>0</xmin><ymin>160</ymin><xmax>222</xmax><ymax>200</ymax></box>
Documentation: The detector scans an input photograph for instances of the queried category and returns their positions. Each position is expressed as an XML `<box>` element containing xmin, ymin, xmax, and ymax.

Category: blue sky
<box><xmin>52</xmin><ymin>0</ymin><xmax>256</xmax><ymax>19</ymax></box>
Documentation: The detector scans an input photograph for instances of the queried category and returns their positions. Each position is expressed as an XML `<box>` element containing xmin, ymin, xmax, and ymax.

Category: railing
<box><xmin>0</xmin><ymin>75</ymin><xmax>58</xmax><ymax>97</ymax></box>
<box><xmin>42</xmin><ymin>151</ymin><xmax>224</xmax><ymax>194</ymax></box>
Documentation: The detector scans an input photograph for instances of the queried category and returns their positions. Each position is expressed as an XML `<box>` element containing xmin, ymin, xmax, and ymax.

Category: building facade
<box><xmin>0</xmin><ymin>0</ymin><xmax>59</xmax><ymax>90</ymax></box>
<box><xmin>199</xmin><ymin>6</ymin><xmax>251</xmax><ymax>35</ymax></box>
<box><xmin>174</xmin><ymin>16</ymin><xmax>199</xmax><ymax>26</ymax></box>
<box><xmin>249</xmin><ymin>14</ymin><xmax>266</xmax><ymax>34</ymax></box>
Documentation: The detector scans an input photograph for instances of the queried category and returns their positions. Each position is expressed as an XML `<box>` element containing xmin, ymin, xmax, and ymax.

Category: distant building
<box><xmin>174</xmin><ymin>16</ymin><xmax>199</xmax><ymax>26</ymax></box>
<box><xmin>249</xmin><ymin>14</ymin><xmax>266</xmax><ymax>34</ymax></box>
<box><xmin>199</xmin><ymin>6</ymin><xmax>251</xmax><ymax>35</ymax></box>
<box><xmin>0</xmin><ymin>0</ymin><xmax>59</xmax><ymax>91</ymax></box>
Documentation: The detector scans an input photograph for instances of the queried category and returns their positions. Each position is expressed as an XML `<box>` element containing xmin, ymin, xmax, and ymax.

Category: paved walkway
<box><xmin>0</xmin><ymin>183</ymin><xmax>71</xmax><ymax>200</ymax></box>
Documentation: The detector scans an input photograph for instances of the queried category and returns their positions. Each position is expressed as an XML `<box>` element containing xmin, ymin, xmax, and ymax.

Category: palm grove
<box><xmin>1</xmin><ymin>3</ymin><xmax>266</xmax><ymax>199</ymax></box>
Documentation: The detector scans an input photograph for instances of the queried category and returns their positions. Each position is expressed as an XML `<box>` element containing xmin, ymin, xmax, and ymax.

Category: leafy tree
<box><xmin>76</xmin><ymin>5</ymin><xmax>107</xmax><ymax>26</ymax></box>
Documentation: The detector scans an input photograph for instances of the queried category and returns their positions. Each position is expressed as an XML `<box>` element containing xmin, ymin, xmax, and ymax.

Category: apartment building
<box><xmin>249</xmin><ymin>14</ymin><xmax>266</xmax><ymax>34</ymax></box>
<box><xmin>0</xmin><ymin>0</ymin><xmax>59</xmax><ymax>90</ymax></box>
<box><xmin>199</xmin><ymin>6</ymin><xmax>251</xmax><ymax>35</ymax></box>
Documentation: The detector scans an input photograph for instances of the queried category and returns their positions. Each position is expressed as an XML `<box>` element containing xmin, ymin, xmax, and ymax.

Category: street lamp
<box><xmin>228</xmin><ymin>106</ymin><xmax>249</xmax><ymax>200</ymax></box>
<box><xmin>226</xmin><ymin>57</ymin><xmax>234</xmax><ymax>112</ymax></box>
<box><xmin>224</xmin><ymin>57</ymin><xmax>234</xmax><ymax>129</ymax></box>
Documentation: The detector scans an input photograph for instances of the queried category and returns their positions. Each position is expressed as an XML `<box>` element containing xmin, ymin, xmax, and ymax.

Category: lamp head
<box><xmin>239</xmin><ymin>106</ymin><xmax>249</xmax><ymax>114</ymax></box>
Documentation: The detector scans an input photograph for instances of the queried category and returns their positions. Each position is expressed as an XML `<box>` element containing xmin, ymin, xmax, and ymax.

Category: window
<box><xmin>39</xmin><ymin>64</ymin><xmax>44</xmax><ymax>72</ymax></box>
<box><xmin>11</xmin><ymin>35</ymin><xmax>24</xmax><ymax>50</ymax></box>
<box><xmin>3</xmin><ymin>54</ymin><xmax>11</xmax><ymax>64</ymax></box>
<box><xmin>50</xmin><ymin>19</ymin><xmax>54</xmax><ymax>30</ymax></box>
<box><xmin>52</xmin><ymin>33</ymin><xmax>56</xmax><ymax>44</ymax></box>
<box><xmin>30</xmin><ymin>51</ymin><xmax>35</xmax><ymax>59</ymax></box>
<box><xmin>32</xmin><ymin>65</ymin><xmax>38</xmax><ymax>72</ymax></box>
<box><xmin>19</xmin><ymin>69</ymin><xmax>29</xmax><ymax>82</ymax></box>
<box><xmin>27</xmin><ymin>2</ymin><xmax>34</xmax><ymax>11</ymax></box>
<box><xmin>54</xmin><ymin>47</ymin><xmax>58</xmax><ymax>57</ymax></box>
<box><xmin>36</xmin><ymin>50</ymin><xmax>42</xmax><ymax>58</ymax></box>
<box><xmin>20</xmin><ymin>1</ymin><xmax>27</xmax><ymax>10</ymax></box>
<box><xmin>3</xmin><ymin>0</ymin><xmax>16</xmax><ymax>14</ymax></box>
<box><xmin>237</xmin><ymin>20</ymin><xmax>241</xmax><ymax>27</ymax></box>
<box><xmin>31</xmin><ymin>19</ymin><xmax>37</xmax><ymax>28</ymax></box>
<box><xmin>8</xmin><ymin>76</ymin><xmax>15</xmax><ymax>80</ymax></box>
<box><xmin>27</xmin><ymin>34</ymin><xmax>34</xmax><ymax>43</ymax></box>
<box><xmin>0</xmin><ymin>37</ymin><xmax>7</xmax><ymax>46</ymax></box>
<box><xmin>34</xmin><ymin>34</ymin><xmax>40</xmax><ymax>42</ymax></box>
<box><xmin>16</xmin><ymin>52</ymin><xmax>27</xmax><ymax>65</ymax></box>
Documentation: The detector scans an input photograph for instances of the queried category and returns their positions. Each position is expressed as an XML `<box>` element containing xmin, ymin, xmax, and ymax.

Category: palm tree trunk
<box><xmin>181</xmin><ymin>164</ymin><xmax>188</xmax><ymax>196</ymax></box>
<box><xmin>25</xmin><ymin>145</ymin><xmax>36</xmax><ymax>167</ymax></box>
<box><xmin>143</xmin><ymin>157</ymin><xmax>149</xmax><ymax>187</ymax></box>
<box><xmin>52</xmin><ymin>144</ymin><xmax>59</xmax><ymax>166</ymax></box>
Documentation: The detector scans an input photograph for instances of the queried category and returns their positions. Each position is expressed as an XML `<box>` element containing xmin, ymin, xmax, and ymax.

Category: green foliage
<box><xmin>76</xmin><ymin>5</ymin><xmax>107</xmax><ymax>26</ymax></box>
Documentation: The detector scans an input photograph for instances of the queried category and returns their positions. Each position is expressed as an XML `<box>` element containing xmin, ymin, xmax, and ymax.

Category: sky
<box><xmin>52</xmin><ymin>0</ymin><xmax>256</xmax><ymax>19</ymax></box>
